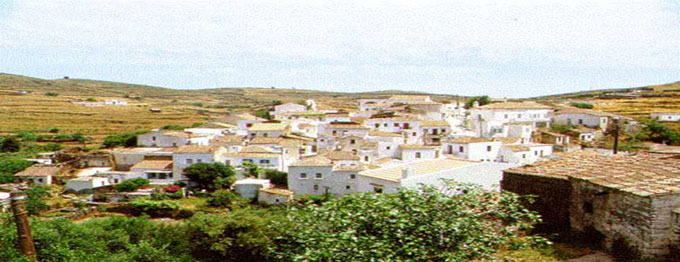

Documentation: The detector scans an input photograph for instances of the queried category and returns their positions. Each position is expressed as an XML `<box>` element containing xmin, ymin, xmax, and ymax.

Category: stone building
<box><xmin>502</xmin><ymin>151</ymin><xmax>680</xmax><ymax>258</ymax></box>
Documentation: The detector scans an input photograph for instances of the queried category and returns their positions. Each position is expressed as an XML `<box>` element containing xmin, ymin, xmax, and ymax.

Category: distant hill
<box><xmin>532</xmin><ymin>81</ymin><xmax>680</xmax><ymax>100</ymax></box>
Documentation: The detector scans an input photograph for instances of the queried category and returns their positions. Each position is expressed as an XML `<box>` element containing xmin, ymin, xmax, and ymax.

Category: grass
<box><xmin>493</xmin><ymin>243</ymin><xmax>594</xmax><ymax>262</ymax></box>
<box><xmin>171</xmin><ymin>197</ymin><xmax>207</xmax><ymax>211</ymax></box>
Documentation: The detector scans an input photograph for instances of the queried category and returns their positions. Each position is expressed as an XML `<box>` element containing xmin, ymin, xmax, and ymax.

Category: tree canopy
<box><xmin>183</xmin><ymin>162</ymin><xmax>236</xmax><ymax>190</ymax></box>
<box><xmin>464</xmin><ymin>96</ymin><xmax>490</xmax><ymax>109</ymax></box>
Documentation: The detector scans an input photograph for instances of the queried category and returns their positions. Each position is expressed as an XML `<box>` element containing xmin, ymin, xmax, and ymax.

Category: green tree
<box><xmin>24</xmin><ymin>186</ymin><xmax>50</xmax><ymax>215</ymax></box>
<box><xmin>102</xmin><ymin>130</ymin><xmax>148</xmax><ymax>148</ymax></box>
<box><xmin>114</xmin><ymin>178</ymin><xmax>150</xmax><ymax>192</ymax></box>
<box><xmin>254</xmin><ymin>109</ymin><xmax>271</xmax><ymax>120</ymax></box>
<box><xmin>273</xmin><ymin>181</ymin><xmax>544</xmax><ymax>261</ymax></box>
<box><xmin>464</xmin><ymin>96</ymin><xmax>491</xmax><ymax>109</ymax></box>
<box><xmin>206</xmin><ymin>190</ymin><xmax>245</xmax><ymax>209</ymax></box>
<box><xmin>569</xmin><ymin>102</ymin><xmax>594</xmax><ymax>109</ymax></box>
<box><xmin>639</xmin><ymin>119</ymin><xmax>680</xmax><ymax>145</ymax></box>
<box><xmin>0</xmin><ymin>136</ymin><xmax>21</xmax><ymax>152</ymax></box>
<box><xmin>183</xmin><ymin>163</ymin><xmax>236</xmax><ymax>190</ymax></box>
<box><xmin>241</xmin><ymin>161</ymin><xmax>263</xmax><ymax>178</ymax></box>
<box><xmin>0</xmin><ymin>158</ymin><xmax>33</xmax><ymax>184</ymax></box>
<box><xmin>264</xmin><ymin>170</ymin><xmax>287</xmax><ymax>187</ymax></box>
<box><xmin>17</xmin><ymin>131</ymin><xmax>37</xmax><ymax>142</ymax></box>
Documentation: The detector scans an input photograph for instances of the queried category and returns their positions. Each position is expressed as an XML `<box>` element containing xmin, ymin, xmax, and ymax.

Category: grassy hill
<box><xmin>0</xmin><ymin>73</ymin><xmax>461</xmax><ymax>143</ymax></box>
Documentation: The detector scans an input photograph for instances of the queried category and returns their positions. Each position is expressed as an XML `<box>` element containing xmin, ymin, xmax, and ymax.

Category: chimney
<box><xmin>401</xmin><ymin>166</ymin><xmax>414</xmax><ymax>179</ymax></box>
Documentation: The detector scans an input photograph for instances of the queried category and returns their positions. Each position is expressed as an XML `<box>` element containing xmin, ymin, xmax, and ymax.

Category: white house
<box><xmin>287</xmin><ymin>153</ymin><xmax>366</xmax><ymax>196</ymax></box>
<box><xmin>258</xmin><ymin>188</ymin><xmax>294</xmax><ymax>205</ymax></box>
<box><xmin>469</xmin><ymin>102</ymin><xmax>552</xmax><ymax>137</ymax></box>
<box><xmin>651</xmin><ymin>112</ymin><xmax>680</xmax><ymax>122</ymax></box>
<box><xmin>500</xmin><ymin>144</ymin><xmax>554</xmax><ymax>164</ymax></box>
<box><xmin>137</xmin><ymin>130</ymin><xmax>211</xmax><ymax>147</ymax></box>
<box><xmin>130</xmin><ymin>159</ymin><xmax>175</xmax><ymax>185</ymax></box>
<box><xmin>366</xmin><ymin>131</ymin><xmax>405</xmax><ymax>159</ymax></box>
<box><xmin>274</xmin><ymin>103</ymin><xmax>307</xmax><ymax>115</ymax></box>
<box><xmin>420</xmin><ymin>120</ymin><xmax>451</xmax><ymax>145</ymax></box>
<box><xmin>209</xmin><ymin>135</ymin><xmax>246</xmax><ymax>153</ymax></box>
<box><xmin>14</xmin><ymin>165</ymin><xmax>62</xmax><ymax>186</ymax></box>
<box><xmin>172</xmin><ymin>145</ymin><xmax>226</xmax><ymax>181</ymax></box>
<box><xmin>222</xmin><ymin>145</ymin><xmax>287</xmax><ymax>172</ymax></box>
<box><xmin>553</xmin><ymin>107</ymin><xmax>616</xmax><ymax>130</ymax></box>
<box><xmin>233</xmin><ymin>179</ymin><xmax>271</xmax><ymax>199</ymax></box>
<box><xmin>398</xmin><ymin>145</ymin><xmax>441</xmax><ymax>161</ymax></box>
<box><xmin>110</xmin><ymin>147</ymin><xmax>165</xmax><ymax>171</ymax></box>
<box><xmin>104</xmin><ymin>99</ymin><xmax>128</xmax><ymax>106</ymax></box>
<box><xmin>65</xmin><ymin>176</ymin><xmax>111</xmax><ymax>192</ymax></box>
<box><xmin>248</xmin><ymin>123</ymin><xmax>289</xmax><ymax>138</ymax></box>
<box><xmin>442</xmin><ymin>137</ymin><xmax>503</xmax><ymax>162</ymax></box>
<box><xmin>356</xmin><ymin>158</ymin><xmax>515</xmax><ymax>193</ymax></box>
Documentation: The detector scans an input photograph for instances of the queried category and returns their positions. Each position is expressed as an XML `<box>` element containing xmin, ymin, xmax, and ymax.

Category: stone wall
<box><xmin>501</xmin><ymin>172</ymin><xmax>572</xmax><ymax>233</ymax></box>
<box><xmin>569</xmin><ymin>178</ymin><xmax>680</xmax><ymax>258</ymax></box>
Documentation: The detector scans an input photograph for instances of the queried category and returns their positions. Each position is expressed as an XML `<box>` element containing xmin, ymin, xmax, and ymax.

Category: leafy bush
<box><xmin>190</xmin><ymin>102</ymin><xmax>204</xmax><ymax>107</ymax></box>
<box><xmin>24</xmin><ymin>186</ymin><xmax>50</xmax><ymax>215</ymax></box>
<box><xmin>569</xmin><ymin>102</ymin><xmax>594</xmax><ymax>109</ymax></box>
<box><xmin>0</xmin><ymin>136</ymin><xmax>21</xmax><ymax>152</ymax></box>
<box><xmin>17</xmin><ymin>131</ymin><xmax>37</xmax><ymax>142</ymax></box>
<box><xmin>183</xmin><ymin>163</ymin><xmax>235</xmax><ymax>190</ymax></box>
<box><xmin>86</xmin><ymin>97</ymin><xmax>98</xmax><ymax>102</ymax></box>
<box><xmin>114</xmin><ymin>178</ymin><xmax>150</xmax><ymax>192</ymax></box>
<box><xmin>206</xmin><ymin>190</ymin><xmax>244</xmax><ymax>209</ymax></box>
<box><xmin>254</xmin><ymin>109</ymin><xmax>271</xmax><ymax>120</ymax></box>
<box><xmin>273</xmin><ymin>182</ymin><xmax>544</xmax><ymax>261</ymax></box>
<box><xmin>102</xmin><ymin>130</ymin><xmax>148</xmax><ymax>148</ymax></box>
<box><xmin>639</xmin><ymin>119</ymin><xmax>680</xmax><ymax>145</ymax></box>
<box><xmin>464</xmin><ymin>95</ymin><xmax>491</xmax><ymax>109</ymax></box>
<box><xmin>550</xmin><ymin>123</ymin><xmax>574</xmax><ymax>133</ymax></box>
<box><xmin>161</xmin><ymin>125</ymin><xmax>185</xmax><ymax>130</ymax></box>
<box><xmin>265</xmin><ymin>170</ymin><xmax>287</xmax><ymax>187</ymax></box>
<box><xmin>0</xmin><ymin>158</ymin><xmax>33</xmax><ymax>174</ymax></box>
<box><xmin>48</xmin><ymin>127</ymin><xmax>60</xmax><ymax>133</ymax></box>
<box><xmin>45</xmin><ymin>92</ymin><xmax>58</xmax><ymax>96</ymax></box>
<box><xmin>190</xmin><ymin>123</ymin><xmax>203</xmax><ymax>128</ymax></box>
<box><xmin>130</xmin><ymin>199</ymin><xmax>180</xmax><ymax>212</ymax></box>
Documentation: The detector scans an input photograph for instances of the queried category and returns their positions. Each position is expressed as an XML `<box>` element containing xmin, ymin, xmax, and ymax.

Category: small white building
<box><xmin>233</xmin><ymin>178</ymin><xmax>271</xmax><ymax>199</ymax></box>
<box><xmin>14</xmin><ymin>165</ymin><xmax>62</xmax><ymax>186</ymax></box>
<box><xmin>469</xmin><ymin>102</ymin><xmax>553</xmax><ymax>138</ymax></box>
<box><xmin>287</xmin><ymin>154</ymin><xmax>365</xmax><ymax>196</ymax></box>
<box><xmin>110</xmin><ymin>147</ymin><xmax>165</xmax><ymax>171</ymax></box>
<box><xmin>258</xmin><ymin>188</ymin><xmax>294</xmax><ymax>205</ymax></box>
<box><xmin>274</xmin><ymin>103</ymin><xmax>307</xmax><ymax>115</ymax></box>
<box><xmin>130</xmin><ymin>159</ymin><xmax>175</xmax><ymax>185</ymax></box>
<box><xmin>357</xmin><ymin>158</ymin><xmax>515</xmax><ymax>193</ymax></box>
<box><xmin>553</xmin><ymin>108</ymin><xmax>615</xmax><ymax>130</ymax></box>
<box><xmin>172</xmin><ymin>145</ymin><xmax>226</xmax><ymax>181</ymax></box>
<box><xmin>500</xmin><ymin>144</ymin><xmax>554</xmax><ymax>164</ymax></box>
<box><xmin>248</xmin><ymin>123</ymin><xmax>289</xmax><ymax>138</ymax></box>
<box><xmin>442</xmin><ymin>137</ymin><xmax>503</xmax><ymax>162</ymax></box>
<box><xmin>398</xmin><ymin>145</ymin><xmax>441</xmax><ymax>161</ymax></box>
<box><xmin>651</xmin><ymin>112</ymin><xmax>680</xmax><ymax>122</ymax></box>
<box><xmin>137</xmin><ymin>130</ymin><xmax>210</xmax><ymax>147</ymax></box>
<box><xmin>222</xmin><ymin>146</ymin><xmax>286</xmax><ymax>172</ymax></box>
<box><xmin>65</xmin><ymin>176</ymin><xmax>111</xmax><ymax>192</ymax></box>
<box><xmin>104</xmin><ymin>99</ymin><xmax>128</xmax><ymax>106</ymax></box>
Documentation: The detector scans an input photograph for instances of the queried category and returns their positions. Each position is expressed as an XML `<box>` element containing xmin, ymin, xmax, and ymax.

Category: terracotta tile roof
<box><xmin>368</xmin><ymin>130</ymin><xmax>403</xmax><ymax>137</ymax></box>
<box><xmin>15</xmin><ymin>166</ymin><xmax>62</xmax><ymax>177</ymax></box>
<box><xmin>419</xmin><ymin>120</ymin><xmax>450</xmax><ymax>127</ymax></box>
<box><xmin>505</xmin><ymin>151</ymin><xmax>680</xmax><ymax>196</ymax></box>
<box><xmin>400</xmin><ymin>144</ymin><xmax>438</xmax><ymax>150</ymax></box>
<box><xmin>477</xmin><ymin>101</ymin><xmax>552</xmax><ymax>110</ymax></box>
<box><xmin>289</xmin><ymin>155</ymin><xmax>334</xmax><ymax>167</ymax></box>
<box><xmin>359</xmin><ymin>158</ymin><xmax>478</xmax><ymax>182</ymax></box>
<box><xmin>210</xmin><ymin>135</ymin><xmax>245</xmax><ymax>145</ymax></box>
<box><xmin>175</xmin><ymin>145</ymin><xmax>221</xmax><ymax>154</ymax></box>
<box><xmin>326</xmin><ymin>150</ymin><xmax>360</xmax><ymax>161</ymax></box>
<box><xmin>259</xmin><ymin>187</ymin><xmax>294</xmax><ymax>196</ymax></box>
<box><xmin>249</xmin><ymin>123</ymin><xmax>288</xmax><ymax>131</ymax></box>
<box><xmin>130</xmin><ymin>160</ymin><xmax>173</xmax><ymax>170</ymax></box>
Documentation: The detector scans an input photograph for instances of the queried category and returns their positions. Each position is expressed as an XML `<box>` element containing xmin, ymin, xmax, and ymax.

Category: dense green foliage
<box><xmin>550</xmin><ymin>123</ymin><xmax>575</xmax><ymax>133</ymax></box>
<box><xmin>254</xmin><ymin>109</ymin><xmax>272</xmax><ymax>120</ymax></box>
<box><xmin>265</xmin><ymin>170</ymin><xmax>288</xmax><ymax>187</ymax></box>
<box><xmin>241</xmin><ymin>161</ymin><xmax>263</xmax><ymax>178</ymax></box>
<box><xmin>183</xmin><ymin>163</ymin><xmax>236</xmax><ymax>190</ymax></box>
<box><xmin>206</xmin><ymin>190</ymin><xmax>245</xmax><ymax>209</ymax></box>
<box><xmin>639</xmin><ymin>119</ymin><xmax>680</xmax><ymax>145</ymax></box>
<box><xmin>464</xmin><ymin>95</ymin><xmax>491</xmax><ymax>109</ymax></box>
<box><xmin>161</xmin><ymin>125</ymin><xmax>185</xmax><ymax>130</ymax></box>
<box><xmin>273</xmin><ymin>183</ymin><xmax>544</xmax><ymax>261</ymax></box>
<box><xmin>0</xmin><ymin>136</ymin><xmax>21</xmax><ymax>152</ymax></box>
<box><xmin>102</xmin><ymin>130</ymin><xmax>148</xmax><ymax>148</ymax></box>
<box><xmin>0</xmin><ymin>158</ymin><xmax>33</xmax><ymax>183</ymax></box>
<box><xmin>569</xmin><ymin>102</ymin><xmax>594</xmax><ymax>109</ymax></box>
<box><xmin>24</xmin><ymin>186</ymin><xmax>50</xmax><ymax>215</ymax></box>
<box><xmin>114</xmin><ymin>178</ymin><xmax>150</xmax><ymax>192</ymax></box>
<box><xmin>0</xmin><ymin>183</ymin><xmax>544</xmax><ymax>261</ymax></box>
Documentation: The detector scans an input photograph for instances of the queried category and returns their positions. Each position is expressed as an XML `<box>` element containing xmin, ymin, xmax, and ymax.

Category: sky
<box><xmin>0</xmin><ymin>0</ymin><xmax>678</xmax><ymax>98</ymax></box>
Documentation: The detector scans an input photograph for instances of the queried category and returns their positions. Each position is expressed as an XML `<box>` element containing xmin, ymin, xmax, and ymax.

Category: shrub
<box><xmin>102</xmin><ymin>130</ymin><xmax>148</xmax><ymax>148</ymax></box>
<box><xmin>17</xmin><ymin>131</ymin><xmax>37</xmax><ymax>142</ymax></box>
<box><xmin>0</xmin><ymin>136</ymin><xmax>21</xmax><ymax>152</ymax></box>
<box><xmin>48</xmin><ymin>127</ymin><xmax>60</xmax><ymax>133</ymax></box>
<box><xmin>183</xmin><ymin>163</ymin><xmax>235</xmax><ymax>190</ymax></box>
<box><xmin>0</xmin><ymin>158</ymin><xmax>33</xmax><ymax>174</ymax></box>
<box><xmin>265</xmin><ymin>170</ymin><xmax>287</xmax><ymax>187</ymax></box>
<box><xmin>114</xmin><ymin>178</ymin><xmax>150</xmax><ymax>192</ymax></box>
<box><xmin>190</xmin><ymin>123</ymin><xmax>203</xmax><ymax>128</ymax></box>
<box><xmin>24</xmin><ymin>186</ymin><xmax>50</xmax><ymax>215</ymax></box>
<box><xmin>206</xmin><ymin>190</ymin><xmax>244</xmax><ymax>209</ymax></box>
<box><xmin>190</xmin><ymin>102</ymin><xmax>203</xmax><ymax>107</ymax></box>
<box><xmin>45</xmin><ymin>92</ymin><xmax>58</xmax><ymax>96</ymax></box>
<box><xmin>254</xmin><ymin>109</ymin><xmax>271</xmax><ymax>120</ymax></box>
<box><xmin>464</xmin><ymin>96</ymin><xmax>491</xmax><ymax>109</ymax></box>
<box><xmin>570</xmin><ymin>102</ymin><xmax>594</xmax><ymax>109</ymax></box>
<box><xmin>161</xmin><ymin>125</ymin><xmax>185</xmax><ymax>130</ymax></box>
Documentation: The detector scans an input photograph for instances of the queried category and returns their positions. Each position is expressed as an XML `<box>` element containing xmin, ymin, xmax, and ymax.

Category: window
<box><xmin>243</xmin><ymin>159</ymin><xmax>253</xmax><ymax>163</ymax></box>
<box><xmin>364</xmin><ymin>156</ymin><xmax>369</xmax><ymax>161</ymax></box>
<box><xmin>517</xmin><ymin>114</ymin><xmax>521</xmax><ymax>118</ymax></box>
<box><xmin>522</xmin><ymin>154</ymin><xmax>526</xmax><ymax>159</ymax></box>
<box><xmin>263</xmin><ymin>133</ymin><xmax>268</xmax><ymax>137</ymax></box>
<box><xmin>578</xmin><ymin>119</ymin><xmax>583</xmax><ymax>125</ymax></box>
<box><xmin>504</xmin><ymin>114</ymin><xmax>508</xmax><ymax>119</ymax></box>
<box><xmin>540</xmin><ymin>150</ymin><xmax>544</xmax><ymax>157</ymax></box>
<box><xmin>534</xmin><ymin>151</ymin><xmax>538</xmax><ymax>156</ymax></box>
<box><xmin>375</xmin><ymin>123</ymin><xmax>380</xmax><ymax>128</ymax></box>
<box><xmin>114</xmin><ymin>179</ymin><xmax>119</xmax><ymax>183</ymax></box>
<box><xmin>412</xmin><ymin>132</ymin><xmax>417</xmax><ymax>136</ymax></box>
<box><xmin>197</xmin><ymin>159</ymin><xmax>202</xmax><ymax>163</ymax></box>
<box><xmin>260</xmin><ymin>159</ymin><xmax>270</xmax><ymax>164</ymax></box>
<box><xmin>350</xmin><ymin>174</ymin><xmax>356</xmax><ymax>179</ymax></box>
<box><xmin>313</xmin><ymin>185</ymin><xmax>319</xmax><ymax>191</ymax></box>
<box><xmin>346</xmin><ymin>185</ymin><xmax>351</xmax><ymax>190</ymax></box>
<box><xmin>300</xmin><ymin>173</ymin><xmax>307</xmax><ymax>179</ymax></box>
<box><xmin>373</xmin><ymin>186</ymin><xmax>383</xmax><ymax>193</ymax></box>
<box><xmin>386</xmin><ymin>146</ymin><xmax>391</xmax><ymax>150</ymax></box>
<box><xmin>186</xmin><ymin>159</ymin><xmax>193</xmax><ymax>164</ymax></box>
<box><xmin>38</xmin><ymin>178</ymin><xmax>43</xmax><ymax>183</ymax></box>
<box><xmin>225</xmin><ymin>160</ymin><xmax>231</xmax><ymax>166</ymax></box>
<box><xmin>486</xmin><ymin>145</ymin><xmax>492</xmax><ymax>152</ymax></box>
<box><xmin>332</xmin><ymin>130</ymin><xmax>337</xmax><ymax>135</ymax></box>
<box><xmin>383</xmin><ymin>123</ymin><xmax>388</xmax><ymax>127</ymax></box>
<box><xmin>152</xmin><ymin>136</ymin><xmax>156</xmax><ymax>141</ymax></box>
<box><xmin>459</xmin><ymin>146</ymin><xmax>464</xmax><ymax>153</ymax></box>
<box><xmin>315</xmin><ymin>173</ymin><xmax>323</xmax><ymax>179</ymax></box>
<box><xmin>394</xmin><ymin>123</ymin><xmax>399</xmax><ymax>127</ymax></box>
<box><xmin>350</xmin><ymin>139</ymin><xmax>356</xmax><ymax>144</ymax></box>
<box><xmin>416</xmin><ymin>152</ymin><xmax>422</xmax><ymax>159</ymax></box>
<box><xmin>583</xmin><ymin>201</ymin><xmax>593</xmax><ymax>214</ymax></box>
<box><xmin>172</xmin><ymin>142</ymin><xmax>177</xmax><ymax>147</ymax></box>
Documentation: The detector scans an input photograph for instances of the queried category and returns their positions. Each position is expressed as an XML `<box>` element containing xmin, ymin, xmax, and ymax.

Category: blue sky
<box><xmin>0</xmin><ymin>0</ymin><xmax>678</xmax><ymax>98</ymax></box>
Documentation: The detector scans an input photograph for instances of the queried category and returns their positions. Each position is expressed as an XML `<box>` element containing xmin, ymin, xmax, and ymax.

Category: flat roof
<box><xmin>359</xmin><ymin>158</ymin><xmax>478</xmax><ymax>182</ymax></box>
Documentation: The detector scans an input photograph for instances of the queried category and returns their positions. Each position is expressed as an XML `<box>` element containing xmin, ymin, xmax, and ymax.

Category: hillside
<box><xmin>0</xmin><ymin>73</ymin><xmax>460</xmax><ymax>143</ymax></box>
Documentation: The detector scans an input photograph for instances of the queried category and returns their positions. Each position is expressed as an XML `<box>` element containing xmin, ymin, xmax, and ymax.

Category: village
<box><xmin>1</xmin><ymin>93</ymin><xmax>680</xmax><ymax>260</ymax></box>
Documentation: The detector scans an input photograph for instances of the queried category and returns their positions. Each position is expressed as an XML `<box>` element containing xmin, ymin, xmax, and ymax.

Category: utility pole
<box><xmin>613</xmin><ymin>117</ymin><xmax>620</xmax><ymax>155</ymax></box>
<box><xmin>10</xmin><ymin>192</ymin><xmax>37</xmax><ymax>261</ymax></box>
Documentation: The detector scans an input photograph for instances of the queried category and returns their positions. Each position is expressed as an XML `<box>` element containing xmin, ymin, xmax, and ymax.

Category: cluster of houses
<box><xmin>5</xmin><ymin>94</ymin><xmax>679</xmax><ymax>257</ymax></box>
